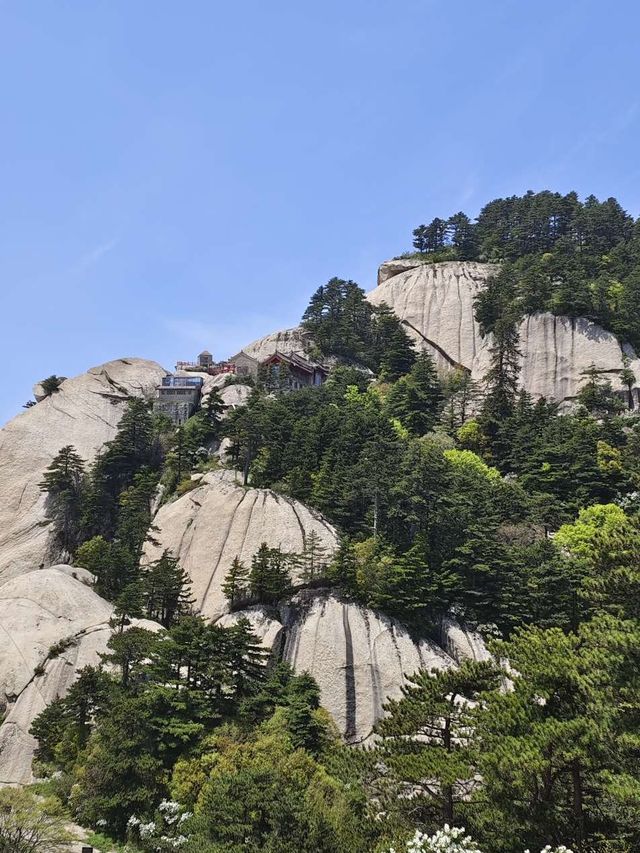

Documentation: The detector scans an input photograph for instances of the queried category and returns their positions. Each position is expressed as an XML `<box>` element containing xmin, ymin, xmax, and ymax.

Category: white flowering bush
<box><xmin>388</xmin><ymin>826</ymin><xmax>482</xmax><ymax>853</ymax></box>
<box><xmin>126</xmin><ymin>800</ymin><xmax>192</xmax><ymax>851</ymax></box>
<box><xmin>388</xmin><ymin>827</ymin><xmax>574</xmax><ymax>853</ymax></box>
<box><xmin>533</xmin><ymin>848</ymin><xmax>574</xmax><ymax>853</ymax></box>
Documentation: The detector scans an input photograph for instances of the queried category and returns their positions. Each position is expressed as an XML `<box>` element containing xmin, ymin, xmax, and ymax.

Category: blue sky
<box><xmin>1</xmin><ymin>0</ymin><xmax>639</xmax><ymax>424</ymax></box>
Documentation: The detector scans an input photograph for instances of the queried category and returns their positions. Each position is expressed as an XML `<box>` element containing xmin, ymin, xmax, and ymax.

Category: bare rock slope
<box><xmin>370</xmin><ymin>260</ymin><xmax>640</xmax><ymax>404</ymax></box>
<box><xmin>0</xmin><ymin>566</ymin><xmax>158</xmax><ymax>784</ymax></box>
<box><xmin>242</xmin><ymin>327</ymin><xmax>310</xmax><ymax>361</ymax></box>
<box><xmin>229</xmin><ymin>592</ymin><xmax>488</xmax><ymax>742</ymax></box>
<box><xmin>143</xmin><ymin>471</ymin><xmax>338</xmax><ymax>619</ymax></box>
<box><xmin>0</xmin><ymin>358</ymin><xmax>167</xmax><ymax>583</ymax></box>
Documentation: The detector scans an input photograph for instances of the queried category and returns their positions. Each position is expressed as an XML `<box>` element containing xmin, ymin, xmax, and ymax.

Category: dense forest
<box><xmin>410</xmin><ymin>190</ymin><xmax>640</xmax><ymax>349</ymax></box>
<box><xmin>22</xmin><ymin>191</ymin><xmax>640</xmax><ymax>853</ymax></box>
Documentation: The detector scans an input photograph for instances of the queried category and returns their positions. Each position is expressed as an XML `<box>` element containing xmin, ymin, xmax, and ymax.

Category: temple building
<box><xmin>260</xmin><ymin>351</ymin><xmax>329</xmax><ymax>390</ymax></box>
<box><xmin>153</xmin><ymin>375</ymin><xmax>204</xmax><ymax>425</ymax></box>
<box><xmin>197</xmin><ymin>350</ymin><xmax>214</xmax><ymax>369</ymax></box>
<box><xmin>227</xmin><ymin>350</ymin><xmax>260</xmax><ymax>380</ymax></box>
<box><xmin>173</xmin><ymin>347</ymin><xmax>329</xmax><ymax>391</ymax></box>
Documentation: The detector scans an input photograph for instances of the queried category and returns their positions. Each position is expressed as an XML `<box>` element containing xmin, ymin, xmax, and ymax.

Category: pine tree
<box><xmin>115</xmin><ymin>469</ymin><xmax>159</xmax><ymax>561</ymax></box>
<box><xmin>440</xmin><ymin>369</ymin><xmax>481</xmax><ymax>433</ymax></box>
<box><xmin>376</xmin><ymin>660</ymin><xmax>499</xmax><ymax>827</ymax></box>
<box><xmin>110</xmin><ymin>580</ymin><xmax>145</xmax><ymax>633</ymax></box>
<box><xmin>413</xmin><ymin>218</ymin><xmax>448</xmax><ymax>253</ymax></box>
<box><xmin>248</xmin><ymin>543</ymin><xmax>292</xmax><ymax>603</ymax></box>
<box><xmin>620</xmin><ymin>354</ymin><xmax>637</xmax><ymax>410</ymax></box>
<box><xmin>301</xmin><ymin>277</ymin><xmax>374</xmax><ymax>364</ymax></box>
<box><xmin>39</xmin><ymin>445</ymin><xmax>86</xmax><ymax>555</ymax></box>
<box><xmin>446</xmin><ymin>211</ymin><xmax>477</xmax><ymax>258</ymax></box>
<box><xmin>284</xmin><ymin>672</ymin><xmax>325</xmax><ymax>755</ymax></box>
<box><xmin>143</xmin><ymin>550</ymin><xmax>194</xmax><ymax>627</ymax></box>
<box><xmin>100</xmin><ymin>626</ymin><xmax>158</xmax><ymax>688</ymax></box>
<box><xmin>476</xmin><ymin>623</ymin><xmax>628</xmax><ymax>851</ymax></box>
<box><xmin>39</xmin><ymin>375</ymin><xmax>63</xmax><ymax>396</ymax></box>
<box><xmin>479</xmin><ymin>312</ymin><xmax>522</xmax><ymax>458</ymax></box>
<box><xmin>222</xmin><ymin>556</ymin><xmax>250</xmax><ymax>608</ymax></box>
<box><xmin>224</xmin><ymin>391</ymin><xmax>266</xmax><ymax>485</ymax></box>
<box><xmin>298</xmin><ymin>530</ymin><xmax>329</xmax><ymax>584</ymax></box>
<box><xmin>222</xmin><ymin>617</ymin><xmax>268</xmax><ymax>696</ymax></box>
<box><xmin>327</xmin><ymin>539</ymin><xmax>358</xmax><ymax>592</ymax></box>
<box><xmin>373</xmin><ymin>304</ymin><xmax>416</xmax><ymax>380</ymax></box>
<box><xmin>83</xmin><ymin>398</ymin><xmax>160</xmax><ymax>539</ymax></box>
<box><xmin>75</xmin><ymin>535</ymin><xmax>115</xmax><ymax>594</ymax></box>
<box><xmin>577</xmin><ymin>363</ymin><xmax>625</xmax><ymax>417</ymax></box>
<box><xmin>200</xmin><ymin>387</ymin><xmax>226</xmax><ymax>429</ymax></box>
<box><xmin>386</xmin><ymin>351</ymin><xmax>443</xmax><ymax>435</ymax></box>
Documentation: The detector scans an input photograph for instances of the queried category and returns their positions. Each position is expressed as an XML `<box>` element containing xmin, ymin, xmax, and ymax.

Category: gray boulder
<box><xmin>369</xmin><ymin>260</ymin><xmax>640</xmax><ymax>405</ymax></box>
<box><xmin>0</xmin><ymin>358</ymin><xmax>167</xmax><ymax>583</ymax></box>
<box><xmin>0</xmin><ymin>566</ymin><xmax>158</xmax><ymax>784</ymax></box>
<box><xmin>226</xmin><ymin>592</ymin><xmax>488</xmax><ymax>743</ymax></box>
<box><xmin>143</xmin><ymin>471</ymin><xmax>338</xmax><ymax>619</ymax></box>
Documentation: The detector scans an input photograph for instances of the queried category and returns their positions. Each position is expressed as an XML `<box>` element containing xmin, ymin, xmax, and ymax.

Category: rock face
<box><xmin>242</xmin><ymin>327</ymin><xmax>310</xmax><ymax>361</ymax></box>
<box><xmin>0</xmin><ymin>358</ymin><xmax>167</xmax><ymax>583</ymax></box>
<box><xmin>377</xmin><ymin>257</ymin><xmax>431</xmax><ymax>286</ymax></box>
<box><xmin>370</xmin><ymin>260</ymin><xmax>640</xmax><ymax>404</ymax></box>
<box><xmin>230</xmin><ymin>592</ymin><xmax>487</xmax><ymax>743</ymax></box>
<box><xmin>219</xmin><ymin>383</ymin><xmax>252</xmax><ymax>411</ymax></box>
<box><xmin>143</xmin><ymin>471</ymin><xmax>338</xmax><ymax>619</ymax></box>
<box><xmin>0</xmin><ymin>566</ymin><xmax>158</xmax><ymax>784</ymax></box>
<box><xmin>511</xmin><ymin>314</ymin><xmax>640</xmax><ymax>405</ymax></box>
<box><xmin>369</xmin><ymin>261</ymin><xmax>497</xmax><ymax>374</ymax></box>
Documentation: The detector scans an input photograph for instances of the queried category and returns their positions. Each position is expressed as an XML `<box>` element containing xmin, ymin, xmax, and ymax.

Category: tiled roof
<box><xmin>262</xmin><ymin>350</ymin><xmax>328</xmax><ymax>373</ymax></box>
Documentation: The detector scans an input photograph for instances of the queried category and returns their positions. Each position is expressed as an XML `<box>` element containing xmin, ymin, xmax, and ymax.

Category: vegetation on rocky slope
<box><xmin>410</xmin><ymin>190</ymin><xmax>640</xmax><ymax>350</ymax></box>
<box><xmin>26</xmin><ymin>190</ymin><xmax>640</xmax><ymax>852</ymax></box>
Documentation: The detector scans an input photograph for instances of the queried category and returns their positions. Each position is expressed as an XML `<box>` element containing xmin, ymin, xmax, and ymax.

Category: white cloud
<box><xmin>72</xmin><ymin>238</ymin><xmax>119</xmax><ymax>274</ymax></box>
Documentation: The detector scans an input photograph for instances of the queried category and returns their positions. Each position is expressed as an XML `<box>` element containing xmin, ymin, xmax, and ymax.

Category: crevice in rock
<box><xmin>342</xmin><ymin>604</ymin><xmax>357</xmax><ymax>742</ymax></box>
<box><xmin>199</xmin><ymin>490</ymin><xmax>249</xmax><ymax>609</ymax></box>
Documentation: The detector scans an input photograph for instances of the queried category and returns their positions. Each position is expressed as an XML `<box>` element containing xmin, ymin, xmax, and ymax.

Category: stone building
<box><xmin>227</xmin><ymin>350</ymin><xmax>260</xmax><ymax>380</ymax></box>
<box><xmin>198</xmin><ymin>350</ymin><xmax>214</xmax><ymax>369</ymax></box>
<box><xmin>153</xmin><ymin>375</ymin><xmax>203</xmax><ymax>425</ymax></box>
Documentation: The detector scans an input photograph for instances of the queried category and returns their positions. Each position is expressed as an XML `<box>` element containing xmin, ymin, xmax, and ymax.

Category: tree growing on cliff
<box><xmin>39</xmin><ymin>444</ymin><xmax>86</xmax><ymax>555</ymax></box>
<box><xmin>249</xmin><ymin>543</ymin><xmax>293</xmax><ymax>603</ymax></box>
<box><xmin>39</xmin><ymin>375</ymin><xmax>64</xmax><ymax>397</ymax></box>
<box><xmin>222</xmin><ymin>556</ymin><xmax>250</xmax><ymax>607</ymax></box>
<box><xmin>478</xmin><ymin>312</ymin><xmax>522</xmax><ymax>455</ymax></box>
<box><xmin>376</xmin><ymin>660</ymin><xmax>499</xmax><ymax>828</ymax></box>
<box><xmin>297</xmin><ymin>530</ymin><xmax>330</xmax><ymax>584</ymax></box>
<box><xmin>372</xmin><ymin>304</ymin><xmax>416</xmax><ymax>381</ymax></box>
<box><xmin>386</xmin><ymin>351</ymin><xmax>443</xmax><ymax>435</ymax></box>
<box><xmin>142</xmin><ymin>550</ymin><xmax>194</xmax><ymax>627</ymax></box>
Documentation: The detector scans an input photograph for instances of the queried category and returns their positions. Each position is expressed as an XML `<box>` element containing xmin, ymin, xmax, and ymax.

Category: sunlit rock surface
<box><xmin>369</xmin><ymin>260</ymin><xmax>640</xmax><ymax>404</ymax></box>
<box><xmin>0</xmin><ymin>358</ymin><xmax>167</xmax><ymax>583</ymax></box>
<box><xmin>143</xmin><ymin>471</ymin><xmax>338</xmax><ymax>620</ymax></box>
<box><xmin>0</xmin><ymin>566</ymin><xmax>158</xmax><ymax>784</ymax></box>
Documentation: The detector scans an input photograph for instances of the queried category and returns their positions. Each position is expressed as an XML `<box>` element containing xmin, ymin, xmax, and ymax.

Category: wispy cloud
<box><xmin>72</xmin><ymin>238</ymin><xmax>119</xmax><ymax>274</ymax></box>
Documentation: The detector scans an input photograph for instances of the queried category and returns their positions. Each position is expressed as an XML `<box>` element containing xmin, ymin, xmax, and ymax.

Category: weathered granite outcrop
<box><xmin>369</xmin><ymin>260</ymin><xmax>640</xmax><ymax>404</ymax></box>
<box><xmin>226</xmin><ymin>592</ymin><xmax>487</xmax><ymax>743</ymax></box>
<box><xmin>219</xmin><ymin>383</ymin><xmax>252</xmax><ymax>411</ymax></box>
<box><xmin>506</xmin><ymin>313</ymin><xmax>640</xmax><ymax>404</ymax></box>
<box><xmin>143</xmin><ymin>471</ymin><xmax>338</xmax><ymax>619</ymax></box>
<box><xmin>369</xmin><ymin>261</ymin><xmax>496</xmax><ymax>374</ymax></box>
<box><xmin>377</xmin><ymin>257</ymin><xmax>431</xmax><ymax>286</ymax></box>
<box><xmin>242</xmin><ymin>327</ymin><xmax>311</xmax><ymax>361</ymax></box>
<box><xmin>0</xmin><ymin>358</ymin><xmax>167</xmax><ymax>583</ymax></box>
<box><xmin>0</xmin><ymin>566</ymin><xmax>158</xmax><ymax>784</ymax></box>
